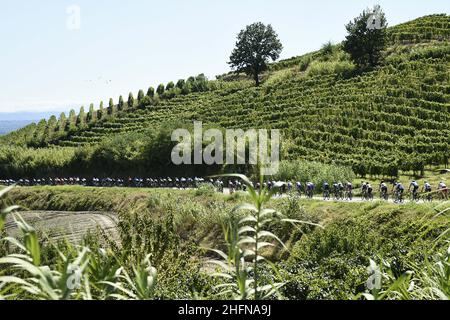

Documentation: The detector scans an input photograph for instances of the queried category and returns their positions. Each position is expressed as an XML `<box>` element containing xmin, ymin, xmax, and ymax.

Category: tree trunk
<box><xmin>254</xmin><ymin>72</ymin><xmax>260</xmax><ymax>86</ymax></box>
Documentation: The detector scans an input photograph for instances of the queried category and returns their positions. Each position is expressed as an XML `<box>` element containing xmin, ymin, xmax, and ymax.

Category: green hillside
<box><xmin>1</xmin><ymin>14</ymin><xmax>449</xmax><ymax>178</ymax></box>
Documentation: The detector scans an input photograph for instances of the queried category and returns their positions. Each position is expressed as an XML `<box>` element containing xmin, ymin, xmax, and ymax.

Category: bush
<box><xmin>306</xmin><ymin>60</ymin><xmax>355</xmax><ymax>77</ymax></box>
<box><xmin>166</xmin><ymin>81</ymin><xmax>175</xmax><ymax>91</ymax></box>
<box><xmin>156</xmin><ymin>84</ymin><xmax>165</xmax><ymax>95</ymax></box>
<box><xmin>195</xmin><ymin>183</ymin><xmax>216</xmax><ymax>197</ymax></box>
<box><xmin>272</xmin><ymin>160</ymin><xmax>355</xmax><ymax>191</ymax></box>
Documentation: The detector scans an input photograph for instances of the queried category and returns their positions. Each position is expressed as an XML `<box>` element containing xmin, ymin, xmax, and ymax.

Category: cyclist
<box><xmin>332</xmin><ymin>182</ymin><xmax>339</xmax><ymax>200</ymax></box>
<box><xmin>228</xmin><ymin>180</ymin><xmax>235</xmax><ymax>194</ymax></box>
<box><xmin>345</xmin><ymin>181</ymin><xmax>353</xmax><ymax>201</ymax></box>
<box><xmin>296</xmin><ymin>181</ymin><xmax>303</xmax><ymax>197</ymax></box>
<box><xmin>393</xmin><ymin>182</ymin><xmax>405</xmax><ymax>203</ymax></box>
<box><xmin>366</xmin><ymin>183</ymin><xmax>374</xmax><ymax>201</ymax></box>
<box><xmin>422</xmin><ymin>181</ymin><xmax>432</xmax><ymax>202</ymax></box>
<box><xmin>337</xmin><ymin>181</ymin><xmax>344</xmax><ymax>200</ymax></box>
<box><xmin>323</xmin><ymin>181</ymin><xmax>330</xmax><ymax>200</ymax></box>
<box><xmin>306</xmin><ymin>182</ymin><xmax>315</xmax><ymax>199</ymax></box>
<box><xmin>287</xmin><ymin>181</ymin><xmax>293</xmax><ymax>193</ymax></box>
<box><xmin>379</xmin><ymin>181</ymin><xmax>388</xmax><ymax>200</ymax></box>
<box><xmin>361</xmin><ymin>182</ymin><xmax>368</xmax><ymax>200</ymax></box>
<box><xmin>408</xmin><ymin>180</ymin><xmax>420</xmax><ymax>202</ymax></box>
<box><xmin>438</xmin><ymin>181</ymin><xmax>448</xmax><ymax>200</ymax></box>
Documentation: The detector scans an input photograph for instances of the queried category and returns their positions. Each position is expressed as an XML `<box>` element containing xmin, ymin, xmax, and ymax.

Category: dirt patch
<box><xmin>4</xmin><ymin>211</ymin><xmax>119</xmax><ymax>244</ymax></box>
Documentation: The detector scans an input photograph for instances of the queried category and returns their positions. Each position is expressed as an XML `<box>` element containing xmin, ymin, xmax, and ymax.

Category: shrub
<box><xmin>195</xmin><ymin>183</ymin><xmax>216</xmax><ymax>197</ymax></box>
<box><xmin>272</xmin><ymin>160</ymin><xmax>355</xmax><ymax>191</ymax></box>
<box><xmin>306</xmin><ymin>60</ymin><xmax>355</xmax><ymax>77</ymax></box>
<box><xmin>156</xmin><ymin>84</ymin><xmax>165</xmax><ymax>95</ymax></box>
<box><xmin>166</xmin><ymin>82</ymin><xmax>175</xmax><ymax>91</ymax></box>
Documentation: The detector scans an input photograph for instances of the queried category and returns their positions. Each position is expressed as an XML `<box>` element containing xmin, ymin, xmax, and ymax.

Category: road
<box><xmin>222</xmin><ymin>188</ymin><xmax>444</xmax><ymax>204</ymax></box>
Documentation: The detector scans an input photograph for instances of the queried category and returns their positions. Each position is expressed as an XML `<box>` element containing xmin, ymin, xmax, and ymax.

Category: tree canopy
<box><xmin>343</xmin><ymin>5</ymin><xmax>388</xmax><ymax>69</ymax></box>
<box><xmin>229</xmin><ymin>22</ymin><xmax>283</xmax><ymax>86</ymax></box>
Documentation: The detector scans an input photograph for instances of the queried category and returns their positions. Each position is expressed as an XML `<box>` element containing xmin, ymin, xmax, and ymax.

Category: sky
<box><xmin>0</xmin><ymin>0</ymin><xmax>449</xmax><ymax>116</ymax></box>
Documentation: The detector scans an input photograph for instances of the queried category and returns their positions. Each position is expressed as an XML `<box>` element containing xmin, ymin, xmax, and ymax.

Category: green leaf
<box><xmin>239</xmin><ymin>216</ymin><xmax>257</xmax><ymax>224</ymax></box>
<box><xmin>0</xmin><ymin>186</ymin><xmax>14</xmax><ymax>199</ymax></box>
<box><xmin>237</xmin><ymin>237</ymin><xmax>256</xmax><ymax>245</ymax></box>
<box><xmin>233</xmin><ymin>203</ymin><xmax>257</xmax><ymax>213</ymax></box>
<box><xmin>257</xmin><ymin>231</ymin><xmax>287</xmax><ymax>250</ymax></box>
<box><xmin>238</xmin><ymin>226</ymin><xmax>256</xmax><ymax>235</ymax></box>
<box><xmin>282</xmin><ymin>218</ymin><xmax>324</xmax><ymax>229</ymax></box>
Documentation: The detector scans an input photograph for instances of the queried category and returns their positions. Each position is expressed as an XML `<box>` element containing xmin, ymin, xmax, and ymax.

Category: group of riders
<box><xmin>0</xmin><ymin>177</ymin><xmax>211</xmax><ymax>189</ymax></box>
<box><xmin>224</xmin><ymin>179</ymin><xmax>448</xmax><ymax>202</ymax></box>
<box><xmin>305</xmin><ymin>180</ymin><xmax>448</xmax><ymax>203</ymax></box>
<box><xmin>1</xmin><ymin>177</ymin><xmax>448</xmax><ymax>203</ymax></box>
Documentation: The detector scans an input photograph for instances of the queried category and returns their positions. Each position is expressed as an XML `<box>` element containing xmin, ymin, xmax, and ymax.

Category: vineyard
<box><xmin>0</xmin><ymin>14</ymin><xmax>449</xmax><ymax>178</ymax></box>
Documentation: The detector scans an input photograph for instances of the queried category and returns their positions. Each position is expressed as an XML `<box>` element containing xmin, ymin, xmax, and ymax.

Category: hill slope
<box><xmin>1</xmin><ymin>14</ymin><xmax>449</xmax><ymax>178</ymax></box>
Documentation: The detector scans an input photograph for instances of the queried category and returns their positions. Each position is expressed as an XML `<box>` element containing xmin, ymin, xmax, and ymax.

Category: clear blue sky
<box><xmin>0</xmin><ymin>0</ymin><xmax>448</xmax><ymax>114</ymax></box>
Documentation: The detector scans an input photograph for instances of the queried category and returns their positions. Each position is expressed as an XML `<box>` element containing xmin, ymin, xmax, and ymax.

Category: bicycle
<box><xmin>438</xmin><ymin>188</ymin><xmax>448</xmax><ymax>201</ymax></box>
<box><xmin>333</xmin><ymin>190</ymin><xmax>340</xmax><ymax>201</ymax></box>
<box><xmin>380</xmin><ymin>189</ymin><xmax>388</xmax><ymax>201</ymax></box>
<box><xmin>394</xmin><ymin>190</ymin><xmax>404</xmax><ymax>204</ymax></box>
<box><xmin>410</xmin><ymin>190</ymin><xmax>420</xmax><ymax>202</ymax></box>
<box><xmin>345</xmin><ymin>190</ymin><xmax>353</xmax><ymax>201</ymax></box>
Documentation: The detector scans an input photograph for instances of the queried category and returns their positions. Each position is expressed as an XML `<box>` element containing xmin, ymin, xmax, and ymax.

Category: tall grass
<box><xmin>273</xmin><ymin>160</ymin><xmax>355</xmax><ymax>190</ymax></box>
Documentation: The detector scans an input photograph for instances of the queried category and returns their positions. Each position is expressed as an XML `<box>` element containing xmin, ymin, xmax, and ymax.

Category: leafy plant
<box><xmin>0</xmin><ymin>186</ymin><xmax>158</xmax><ymax>300</ymax></box>
<box><xmin>361</xmin><ymin>202</ymin><xmax>450</xmax><ymax>300</ymax></box>
<box><xmin>206</xmin><ymin>174</ymin><xmax>321</xmax><ymax>299</ymax></box>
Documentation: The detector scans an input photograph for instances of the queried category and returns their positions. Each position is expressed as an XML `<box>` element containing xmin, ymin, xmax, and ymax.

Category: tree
<box><xmin>58</xmin><ymin>113</ymin><xmax>67</xmax><ymax>132</ymax></box>
<box><xmin>138</xmin><ymin>89</ymin><xmax>145</xmax><ymax>102</ymax></box>
<box><xmin>108</xmin><ymin>98</ymin><xmax>116</xmax><ymax>116</ymax></box>
<box><xmin>139</xmin><ymin>96</ymin><xmax>152</xmax><ymax>109</ymax></box>
<box><xmin>343</xmin><ymin>5</ymin><xmax>387</xmax><ymax>69</ymax></box>
<box><xmin>67</xmin><ymin>109</ymin><xmax>77</xmax><ymax>132</ymax></box>
<box><xmin>98</xmin><ymin>101</ymin><xmax>104</xmax><ymax>120</ymax></box>
<box><xmin>45</xmin><ymin>115</ymin><xmax>58</xmax><ymax>142</ymax></box>
<box><xmin>146</xmin><ymin>87</ymin><xmax>155</xmax><ymax>98</ymax></box>
<box><xmin>157</xmin><ymin>84</ymin><xmax>165</xmax><ymax>95</ymax></box>
<box><xmin>88</xmin><ymin>103</ymin><xmax>97</xmax><ymax>123</ymax></box>
<box><xmin>229</xmin><ymin>22</ymin><xmax>283</xmax><ymax>86</ymax></box>
<box><xmin>166</xmin><ymin>81</ymin><xmax>175</xmax><ymax>91</ymax></box>
<box><xmin>181</xmin><ymin>81</ymin><xmax>191</xmax><ymax>95</ymax></box>
<box><xmin>77</xmin><ymin>106</ymin><xmax>86</xmax><ymax>127</ymax></box>
<box><xmin>192</xmin><ymin>74</ymin><xmax>208</xmax><ymax>92</ymax></box>
<box><xmin>128</xmin><ymin>92</ymin><xmax>135</xmax><ymax>108</ymax></box>
<box><xmin>118</xmin><ymin>95</ymin><xmax>124</xmax><ymax>111</ymax></box>
<box><xmin>176</xmin><ymin>79</ymin><xmax>185</xmax><ymax>90</ymax></box>
<box><xmin>32</xmin><ymin>119</ymin><xmax>48</xmax><ymax>146</ymax></box>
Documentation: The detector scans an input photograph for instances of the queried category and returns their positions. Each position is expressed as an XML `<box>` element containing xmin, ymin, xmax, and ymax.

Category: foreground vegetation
<box><xmin>1</xmin><ymin>184</ymin><xmax>448</xmax><ymax>299</ymax></box>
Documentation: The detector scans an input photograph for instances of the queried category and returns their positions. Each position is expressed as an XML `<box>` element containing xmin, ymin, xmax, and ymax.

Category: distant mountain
<box><xmin>0</xmin><ymin>120</ymin><xmax>35</xmax><ymax>135</ymax></box>
<box><xmin>0</xmin><ymin>112</ymin><xmax>58</xmax><ymax>121</ymax></box>
<box><xmin>0</xmin><ymin>112</ymin><xmax>60</xmax><ymax>135</ymax></box>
